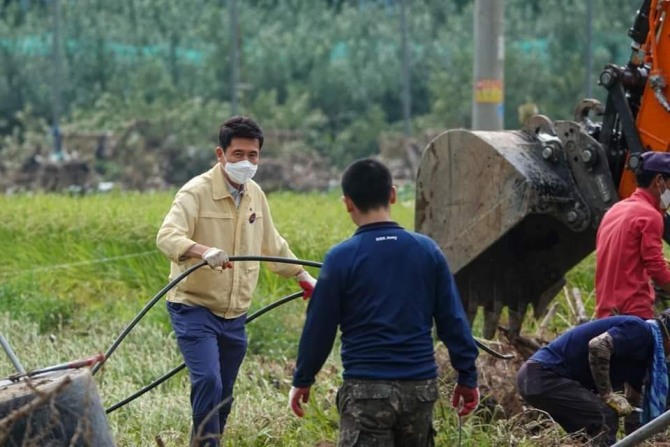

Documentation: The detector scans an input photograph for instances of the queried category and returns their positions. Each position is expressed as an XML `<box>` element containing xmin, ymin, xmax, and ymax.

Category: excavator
<box><xmin>416</xmin><ymin>0</ymin><xmax>670</xmax><ymax>339</ymax></box>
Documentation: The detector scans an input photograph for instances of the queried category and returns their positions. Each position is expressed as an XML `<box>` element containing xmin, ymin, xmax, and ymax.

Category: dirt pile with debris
<box><xmin>436</xmin><ymin>339</ymin><xmax>530</xmax><ymax>421</ymax></box>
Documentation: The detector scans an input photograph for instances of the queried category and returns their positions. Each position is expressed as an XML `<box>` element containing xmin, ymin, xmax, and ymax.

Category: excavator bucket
<box><xmin>415</xmin><ymin>116</ymin><xmax>619</xmax><ymax>338</ymax></box>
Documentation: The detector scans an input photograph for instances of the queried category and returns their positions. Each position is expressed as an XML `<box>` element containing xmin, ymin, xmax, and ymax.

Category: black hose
<box><xmin>105</xmin><ymin>290</ymin><xmax>304</xmax><ymax>414</ymax></box>
<box><xmin>92</xmin><ymin>256</ymin><xmax>322</xmax><ymax>376</ymax></box>
<box><xmin>106</xmin><ymin>364</ymin><xmax>185</xmax><ymax>414</ymax></box>
<box><xmin>99</xmin><ymin>253</ymin><xmax>511</xmax><ymax>414</ymax></box>
<box><xmin>245</xmin><ymin>291</ymin><xmax>304</xmax><ymax>324</ymax></box>
<box><xmin>105</xmin><ymin>293</ymin><xmax>512</xmax><ymax>414</ymax></box>
<box><xmin>231</xmin><ymin>256</ymin><xmax>322</xmax><ymax>269</ymax></box>
<box><xmin>92</xmin><ymin>261</ymin><xmax>205</xmax><ymax>376</ymax></box>
<box><xmin>474</xmin><ymin>339</ymin><xmax>515</xmax><ymax>360</ymax></box>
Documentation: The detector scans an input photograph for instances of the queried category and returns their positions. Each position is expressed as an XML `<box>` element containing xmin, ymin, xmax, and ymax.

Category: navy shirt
<box><xmin>530</xmin><ymin>316</ymin><xmax>654</xmax><ymax>391</ymax></box>
<box><xmin>292</xmin><ymin>221</ymin><xmax>479</xmax><ymax>388</ymax></box>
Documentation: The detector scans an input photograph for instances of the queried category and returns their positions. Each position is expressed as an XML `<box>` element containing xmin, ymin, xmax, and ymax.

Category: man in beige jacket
<box><xmin>156</xmin><ymin>116</ymin><xmax>316</xmax><ymax>447</ymax></box>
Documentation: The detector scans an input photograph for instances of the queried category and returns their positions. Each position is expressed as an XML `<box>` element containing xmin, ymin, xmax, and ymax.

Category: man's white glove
<box><xmin>202</xmin><ymin>247</ymin><xmax>230</xmax><ymax>268</ymax></box>
<box><xmin>602</xmin><ymin>392</ymin><xmax>633</xmax><ymax>416</ymax></box>
<box><xmin>296</xmin><ymin>270</ymin><xmax>317</xmax><ymax>299</ymax></box>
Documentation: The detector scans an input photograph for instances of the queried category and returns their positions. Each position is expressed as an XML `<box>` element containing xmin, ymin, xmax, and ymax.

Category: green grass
<box><xmin>0</xmin><ymin>191</ymin><xmax>599</xmax><ymax>446</ymax></box>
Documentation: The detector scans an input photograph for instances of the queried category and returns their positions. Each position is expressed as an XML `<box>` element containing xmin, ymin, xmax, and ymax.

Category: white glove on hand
<box><xmin>602</xmin><ymin>392</ymin><xmax>633</xmax><ymax>416</ymax></box>
<box><xmin>202</xmin><ymin>247</ymin><xmax>229</xmax><ymax>268</ymax></box>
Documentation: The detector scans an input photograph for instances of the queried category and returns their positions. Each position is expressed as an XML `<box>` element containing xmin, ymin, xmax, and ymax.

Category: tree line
<box><xmin>0</xmin><ymin>0</ymin><xmax>638</xmax><ymax>184</ymax></box>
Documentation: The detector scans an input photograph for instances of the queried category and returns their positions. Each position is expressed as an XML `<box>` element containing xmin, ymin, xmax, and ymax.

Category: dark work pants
<box><xmin>516</xmin><ymin>361</ymin><xmax>619</xmax><ymax>446</ymax></box>
<box><xmin>168</xmin><ymin>302</ymin><xmax>248</xmax><ymax>447</ymax></box>
<box><xmin>336</xmin><ymin>378</ymin><xmax>438</xmax><ymax>447</ymax></box>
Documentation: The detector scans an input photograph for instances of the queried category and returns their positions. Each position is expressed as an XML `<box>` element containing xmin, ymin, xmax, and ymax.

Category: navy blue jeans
<box><xmin>167</xmin><ymin>302</ymin><xmax>248</xmax><ymax>447</ymax></box>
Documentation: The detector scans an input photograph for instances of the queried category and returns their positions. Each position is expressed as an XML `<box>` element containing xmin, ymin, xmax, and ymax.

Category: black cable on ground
<box><xmin>99</xmin><ymin>253</ymin><xmax>511</xmax><ymax>414</ymax></box>
<box><xmin>106</xmin><ymin>291</ymin><xmax>512</xmax><ymax>414</ymax></box>
<box><xmin>473</xmin><ymin>339</ymin><xmax>514</xmax><ymax>360</ymax></box>
<box><xmin>105</xmin><ymin>364</ymin><xmax>186</xmax><ymax>414</ymax></box>
<box><xmin>105</xmin><ymin>291</ymin><xmax>304</xmax><ymax>414</ymax></box>
<box><xmin>92</xmin><ymin>256</ymin><xmax>322</xmax><ymax>376</ymax></box>
<box><xmin>92</xmin><ymin>260</ymin><xmax>206</xmax><ymax>376</ymax></box>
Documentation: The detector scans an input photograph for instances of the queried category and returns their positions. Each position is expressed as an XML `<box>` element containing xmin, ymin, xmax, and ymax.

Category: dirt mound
<box><xmin>477</xmin><ymin>342</ymin><xmax>528</xmax><ymax>418</ymax></box>
<box><xmin>435</xmin><ymin>331</ymin><xmax>551</xmax><ymax>421</ymax></box>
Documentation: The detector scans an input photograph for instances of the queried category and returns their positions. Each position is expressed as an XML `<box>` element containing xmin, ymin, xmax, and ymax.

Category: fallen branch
<box><xmin>562</xmin><ymin>286</ymin><xmax>576</xmax><ymax>322</ymax></box>
<box><xmin>571</xmin><ymin>287</ymin><xmax>589</xmax><ymax>325</ymax></box>
<box><xmin>535</xmin><ymin>302</ymin><xmax>559</xmax><ymax>339</ymax></box>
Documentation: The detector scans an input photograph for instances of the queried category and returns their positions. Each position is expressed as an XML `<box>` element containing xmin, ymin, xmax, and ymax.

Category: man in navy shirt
<box><xmin>288</xmin><ymin>158</ymin><xmax>480</xmax><ymax>446</ymax></box>
<box><xmin>517</xmin><ymin>311</ymin><xmax>670</xmax><ymax>446</ymax></box>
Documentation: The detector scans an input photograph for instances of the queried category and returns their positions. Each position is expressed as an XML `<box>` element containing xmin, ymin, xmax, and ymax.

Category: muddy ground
<box><xmin>435</xmin><ymin>337</ymin><xmax>670</xmax><ymax>446</ymax></box>
<box><xmin>435</xmin><ymin>339</ymin><xmax>528</xmax><ymax>420</ymax></box>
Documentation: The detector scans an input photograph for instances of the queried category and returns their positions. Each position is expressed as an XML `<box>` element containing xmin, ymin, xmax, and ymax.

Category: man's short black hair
<box><xmin>636</xmin><ymin>169</ymin><xmax>670</xmax><ymax>187</ymax></box>
<box><xmin>341</xmin><ymin>158</ymin><xmax>393</xmax><ymax>213</ymax></box>
<box><xmin>218</xmin><ymin>116</ymin><xmax>264</xmax><ymax>151</ymax></box>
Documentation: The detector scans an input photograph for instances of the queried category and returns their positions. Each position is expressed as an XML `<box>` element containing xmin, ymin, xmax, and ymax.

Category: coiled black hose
<box><xmin>98</xmin><ymin>254</ymin><xmax>512</xmax><ymax>414</ymax></box>
<box><xmin>92</xmin><ymin>256</ymin><xmax>322</xmax><ymax>376</ymax></box>
<box><xmin>105</xmin><ymin>290</ymin><xmax>304</xmax><ymax>413</ymax></box>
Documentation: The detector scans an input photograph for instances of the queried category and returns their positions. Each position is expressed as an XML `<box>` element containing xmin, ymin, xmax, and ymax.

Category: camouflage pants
<box><xmin>336</xmin><ymin>378</ymin><xmax>438</xmax><ymax>447</ymax></box>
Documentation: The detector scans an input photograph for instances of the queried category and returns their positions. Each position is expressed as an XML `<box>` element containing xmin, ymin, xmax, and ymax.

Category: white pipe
<box><xmin>0</xmin><ymin>333</ymin><xmax>26</xmax><ymax>374</ymax></box>
<box><xmin>612</xmin><ymin>409</ymin><xmax>670</xmax><ymax>447</ymax></box>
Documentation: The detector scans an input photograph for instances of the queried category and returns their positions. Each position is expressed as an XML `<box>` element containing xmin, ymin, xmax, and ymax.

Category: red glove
<box><xmin>289</xmin><ymin>386</ymin><xmax>311</xmax><ymax>417</ymax></box>
<box><xmin>296</xmin><ymin>271</ymin><xmax>317</xmax><ymax>300</ymax></box>
<box><xmin>452</xmin><ymin>384</ymin><xmax>479</xmax><ymax>417</ymax></box>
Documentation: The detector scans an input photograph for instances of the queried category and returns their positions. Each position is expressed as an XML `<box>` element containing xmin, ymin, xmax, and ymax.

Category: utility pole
<box><xmin>585</xmin><ymin>0</ymin><xmax>593</xmax><ymax>97</ymax></box>
<box><xmin>229</xmin><ymin>0</ymin><xmax>239</xmax><ymax>115</ymax></box>
<box><xmin>51</xmin><ymin>0</ymin><xmax>63</xmax><ymax>156</ymax></box>
<box><xmin>472</xmin><ymin>0</ymin><xmax>504</xmax><ymax>130</ymax></box>
<box><xmin>400</xmin><ymin>0</ymin><xmax>412</xmax><ymax>137</ymax></box>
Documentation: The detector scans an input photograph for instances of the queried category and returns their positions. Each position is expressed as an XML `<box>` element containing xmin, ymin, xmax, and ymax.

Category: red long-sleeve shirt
<box><xmin>595</xmin><ymin>188</ymin><xmax>670</xmax><ymax>319</ymax></box>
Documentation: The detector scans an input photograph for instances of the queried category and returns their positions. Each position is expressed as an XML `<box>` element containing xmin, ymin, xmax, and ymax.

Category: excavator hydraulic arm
<box><xmin>415</xmin><ymin>0</ymin><xmax>670</xmax><ymax>338</ymax></box>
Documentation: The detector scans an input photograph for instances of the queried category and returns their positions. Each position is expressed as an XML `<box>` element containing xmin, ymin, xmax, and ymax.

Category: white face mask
<box><xmin>224</xmin><ymin>159</ymin><xmax>257</xmax><ymax>184</ymax></box>
<box><xmin>661</xmin><ymin>188</ymin><xmax>670</xmax><ymax>210</ymax></box>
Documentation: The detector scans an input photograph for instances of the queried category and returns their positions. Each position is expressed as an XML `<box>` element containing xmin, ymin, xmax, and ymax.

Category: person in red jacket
<box><xmin>595</xmin><ymin>151</ymin><xmax>670</xmax><ymax>319</ymax></box>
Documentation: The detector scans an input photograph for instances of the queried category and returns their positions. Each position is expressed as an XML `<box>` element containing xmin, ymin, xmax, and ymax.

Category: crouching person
<box><xmin>517</xmin><ymin>311</ymin><xmax>670</xmax><ymax>446</ymax></box>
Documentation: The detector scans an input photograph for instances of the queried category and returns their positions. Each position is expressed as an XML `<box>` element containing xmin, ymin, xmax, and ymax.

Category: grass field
<box><xmin>0</xmin><ymin>190</ymin><xmax>601</xmax><ymax>446</ymax></box>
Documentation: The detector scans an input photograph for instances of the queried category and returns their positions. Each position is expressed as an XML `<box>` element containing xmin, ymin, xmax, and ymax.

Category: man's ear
<box><xmin>390</xmin><ymin>186</ymin><xmax>397</xmax><ymax>205</ymax></box>
<box><xmin>343</xmin><ymin>196</ymin><xmax>355</xmax><ymax>213</ymax></box>
<box><xmin>215</xmin><ymin>146</ymin><xmax>224</xmax><ymax>163</ymax></box>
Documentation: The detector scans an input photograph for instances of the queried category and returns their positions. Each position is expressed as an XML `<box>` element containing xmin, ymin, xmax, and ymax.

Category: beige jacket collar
<box><xmin>211</xmin><ymin>165</ymin><xmax>233</xmax><ymax>201</ymax></box>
